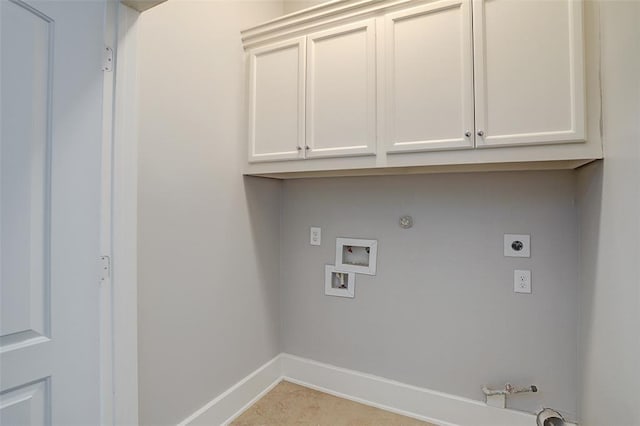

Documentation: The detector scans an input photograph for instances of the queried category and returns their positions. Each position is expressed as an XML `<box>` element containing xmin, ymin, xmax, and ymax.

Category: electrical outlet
<box><xmin>504</xmin><ymin>234</ymin><xmax>530</xmax><ymax>257</ymax></box>
<box><xmin>310</xmin><ymin>227</ymin><xmax>321</xmax><ymax>246</ymax></box>
<box><xmin>514</xmin><ymin>270</ymin><xmax>532</xmax><ymax>294</ymax></box>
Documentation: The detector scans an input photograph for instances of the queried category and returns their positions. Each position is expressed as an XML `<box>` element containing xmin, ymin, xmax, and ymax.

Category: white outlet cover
<box><xmin>504</xmin><ymin>234</ymin><xmax>530</xmax><ymax>257</ymax></box>
<box><xmin>310</xmin><ymin>227</ymin><xmax>321</xmax><ymax>246</ymax></box>
<box><xmin>514</xmin><ymin>269</ymin><xmax>532</xmax><ymax>293</ymax></box>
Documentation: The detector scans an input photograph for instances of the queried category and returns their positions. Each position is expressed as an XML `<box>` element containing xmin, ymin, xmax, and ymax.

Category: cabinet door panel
<box><xmin>248</xmin><ymin>38</ymin><xmax>305</xmax><ymax>162</ymax></box>
<box><xmin>306</xmin><ymin>19</ymin><xmax>376</xmax><ymax>159</ymax></box>
<box><xmin>473</xmin><ymin>0</ymin><xmax>585</xmax><ymax>147</ymax></box>
<box><xmin>386</xmin><ymin>0</ymin><xmax>474</xmax><ymax>153</ymax></box>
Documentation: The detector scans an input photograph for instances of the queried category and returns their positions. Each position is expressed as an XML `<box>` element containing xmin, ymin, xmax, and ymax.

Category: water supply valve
<box><xmin>481</xmin><ymin>383</ymin><xmax>538</xmax><ymax>408</ymax></box>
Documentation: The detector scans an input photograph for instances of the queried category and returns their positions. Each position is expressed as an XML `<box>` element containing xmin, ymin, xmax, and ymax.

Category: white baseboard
<box><xmin>281</xmin><ymin>354</ymin><xmax>574</xmax><ymax>426</ymax></box>
<box><xmin>179</xmin><ymin>353</ymin><xmax>576</xmax><ymax>426</ymax></box>
<box><xmin>177</xmin><ymin>355</ymin><xmax>282</xmax><ymax>426</ymax></box>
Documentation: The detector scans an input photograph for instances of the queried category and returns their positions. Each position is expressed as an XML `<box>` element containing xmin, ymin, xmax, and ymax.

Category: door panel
<box><xmin>385</xmin><ymin>0</ymin><xmax>474</xmax><ymax>153</ymax></box>
<box><xmin>473</xmin><ymin>0</ymin><xmax>585</xmax><ymax>147</ymax></box>
<box><xmin>306</xmin><ymin>19</ymin><xmax>376</xmax><ymax>158</ymax></box>
<box><xmin>248</xmin><ymin>37</ymin><xmax>305</xmax><ymax>162</ymax></box>
<box><xmin>1</xmin><ymin>0</ymin><xmax>105</xmax><ymax>424</ymax></box>
<box><xmin>0</xmin><ymin>0</ymin><xmax>51</xmax><ymax>346</ymax></box>
<box><xmin>0</xmin><ymin>380</ymin><xmax>49</xmax><ymax>425</ymax></box>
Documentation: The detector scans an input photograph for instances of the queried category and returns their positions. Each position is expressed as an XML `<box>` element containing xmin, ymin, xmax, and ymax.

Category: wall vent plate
<box><xmin>504</xmin><ymin>234</ymin><xmax>530</xmax><ymax>258</ymax></box>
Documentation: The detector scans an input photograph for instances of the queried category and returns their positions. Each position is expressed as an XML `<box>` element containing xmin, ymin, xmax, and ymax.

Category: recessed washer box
<box><xmin>335</xmin><ymin>238</ymin><xmax>377</xmax><ymax>275</ymax></box>
<box><xmin>325</xmin><ymin>265</ymin><xmax>355</xmax><ymax>298</ymax></box>
<box><xmin>504</xmin><ymin>234</ymin><xmax>530</xmax><ymax>258</ymax></box>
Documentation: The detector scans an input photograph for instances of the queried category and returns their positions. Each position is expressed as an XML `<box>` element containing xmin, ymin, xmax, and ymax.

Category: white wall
<box><xmin>136</xmin><ymin>1</ymin><xmax>284</xmax><ymax>424</ymax></box>
<box><xmin>280</xmin><ymin>171</ymin><xmax>580</xmax><ymax>419</ymax></box>
<box><xmin>577</xmin><ymin>2</ymin><xmax>640</xmax><ymax>425</ymax></box>
<box><xmin>283</xmin><ymin>0</ymin><xmax>328</xmax><ymax>14</ymax></box>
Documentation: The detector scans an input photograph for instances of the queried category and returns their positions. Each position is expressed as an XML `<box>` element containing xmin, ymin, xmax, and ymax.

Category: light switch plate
<box><xmin>504</xmin><ymin>234</ymin><xmax>530</xmax><ymax>257</ymax></box>
<box><xmin>514</xmin><ymin>269</ymin><xmax>532</xmax><ymax>293</ymax></box>
<box><xmin>310</xmin><ymin>227</ymin><xmax>321</xmax><ymax>246</ymax></box>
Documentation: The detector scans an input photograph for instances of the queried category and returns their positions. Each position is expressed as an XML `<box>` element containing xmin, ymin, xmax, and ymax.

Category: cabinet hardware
<box><xmin>477</xmin><ymin>130</ymin><xmax>485</xmax><ymax>137</ymax></box>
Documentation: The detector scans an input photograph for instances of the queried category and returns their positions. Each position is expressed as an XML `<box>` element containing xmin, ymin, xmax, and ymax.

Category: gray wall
<box><xmin>577</xmin><ymin>2</ymin><xmax>640</xmax><ymax>425</ymax></box>
<box><xmin>281</xmin><ymin>171</ymin><xmax>580</xmax><ymax>419</ymax></box>
<box><xmin>136</xmin><ymin>1</ymin><xmax>284</xmax><ymax>424</ymax></box>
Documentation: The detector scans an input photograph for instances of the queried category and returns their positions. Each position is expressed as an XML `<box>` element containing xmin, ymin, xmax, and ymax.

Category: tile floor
<box><xmin>231</xmin><ymin>380</ymin><xmax>433</xmax><ymax>425</ymax></box>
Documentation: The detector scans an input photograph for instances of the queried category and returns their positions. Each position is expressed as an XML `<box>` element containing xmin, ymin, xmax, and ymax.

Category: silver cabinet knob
<box><xmin>305</xmin><ymin>145</ymin><xmax>310</xmax><ymax>150</ymax></box>
<box><xmin>296</xmin><ymin>146</ymin><xmax>302</xmax><ymax>151</ymax></box>
<box><xmin>477</xmin><ymin>130</ymin><xmax>485</xmax><ymax>137</ymax></box>
<box><xmin>465</xmin><ymin>131</ymin><xmax>472</xmax><ymax>138</ymax></box>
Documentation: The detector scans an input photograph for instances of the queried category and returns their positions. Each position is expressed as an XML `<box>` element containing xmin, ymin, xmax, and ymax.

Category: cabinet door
<box><xmin>473</xmin><ymin>0</ymin><xmax>585</xmax><ymax>147</ymax></box>
<box><xmin>385</xmin><ymin>0</ymin><xmax>474</xmax><ymax>153</ymax></box>
<box><xmin>248</xmin><ymin>37</ymin><xmax>305</xmax><ymax>162</ymax></box>
<box><xmin>306</xmin><ymin>19</ymin><xmax>376</xmax><ymax>159</ymax></box>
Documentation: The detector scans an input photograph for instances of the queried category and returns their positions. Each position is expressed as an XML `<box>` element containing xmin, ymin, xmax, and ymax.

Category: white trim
<box><xmin>111</xmin><ymin>4</ymin><xmax>141</xmax><ymax>426</ymax></box>
<box><xmin>100</xmin><ymin>1</ymin><xmax>118</xmax><ymax>424</ymax></box>
<box><xmin>178</xmin><ymin>356</ymin><xmax>283</xmax><ymax>426</ymax></box>
<box><xmin>241</xmin><ymin>0</ymin><xmax>432</xmax><ymax>49</ymax></box>
<box><xmin>179</xmin><ymin>353</ymin><xmax>577</xmax><ymax>426</ymax></box>
<box><xmin>281</xmin><ymin>354</ymin><xmax>576</xmax><ymax>426</ymax></box>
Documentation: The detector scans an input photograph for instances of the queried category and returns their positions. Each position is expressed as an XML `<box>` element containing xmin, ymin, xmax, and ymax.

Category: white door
<box><xmin>306</xmin><ymin>19</ymin><xmax>376</xmax><ymax>159</ymax></box>
<box><xmin>248</xmin><ymin>37</ymin><xmax>306</xmax><ymax>163</ymax></box>
<box><xmin>385</xmin><ymin>0</ymin><xmax>474</xmax><ymax>154</ymax></box>
<box><xmin>472</xmin><ymin>0</ymin><xmax>585</xmax><ymax>147</ymax></box>
<box><xmin>1</xmin><ymin>0</ymin><xmax>106</xmax><ymax>424</ymax></box>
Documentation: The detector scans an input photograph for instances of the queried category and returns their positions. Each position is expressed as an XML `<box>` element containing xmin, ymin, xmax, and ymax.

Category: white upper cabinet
<box><xmin>306</xmin><ymin>19</ymin><xmax>377</xmax><ymax>158</ymax></box>
<box><xmin>241</xmin><ymin>0</ymin><xmax>599</xmax><ymax>177</ymax></box>
<box><xmin>385</xmin><ymin>0</ymin><xmax>474</xmax><ymax>153</ymax></box>
<box><xmin>248</xmin><ymin>37</ymin><xmax>305</xmax><ymax>162</ymax></box>
<box><xmin>472</xmin><ymin>0</ymin><xmax>585</xmax><ymax>147</ymax></box>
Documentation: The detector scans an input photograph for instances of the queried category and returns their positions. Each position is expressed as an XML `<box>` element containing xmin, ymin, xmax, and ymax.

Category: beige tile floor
<box><xmin>231</xmin><ymin>381</ymin><xmax>434</xmax><ymax>426</ymax></box>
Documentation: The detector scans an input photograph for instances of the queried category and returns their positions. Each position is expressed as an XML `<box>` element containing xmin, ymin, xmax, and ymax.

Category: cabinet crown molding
<box><xmin>241</xmin><ymin>0</ymin><xmax>417</xmax><ymax>49</ymax></box>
